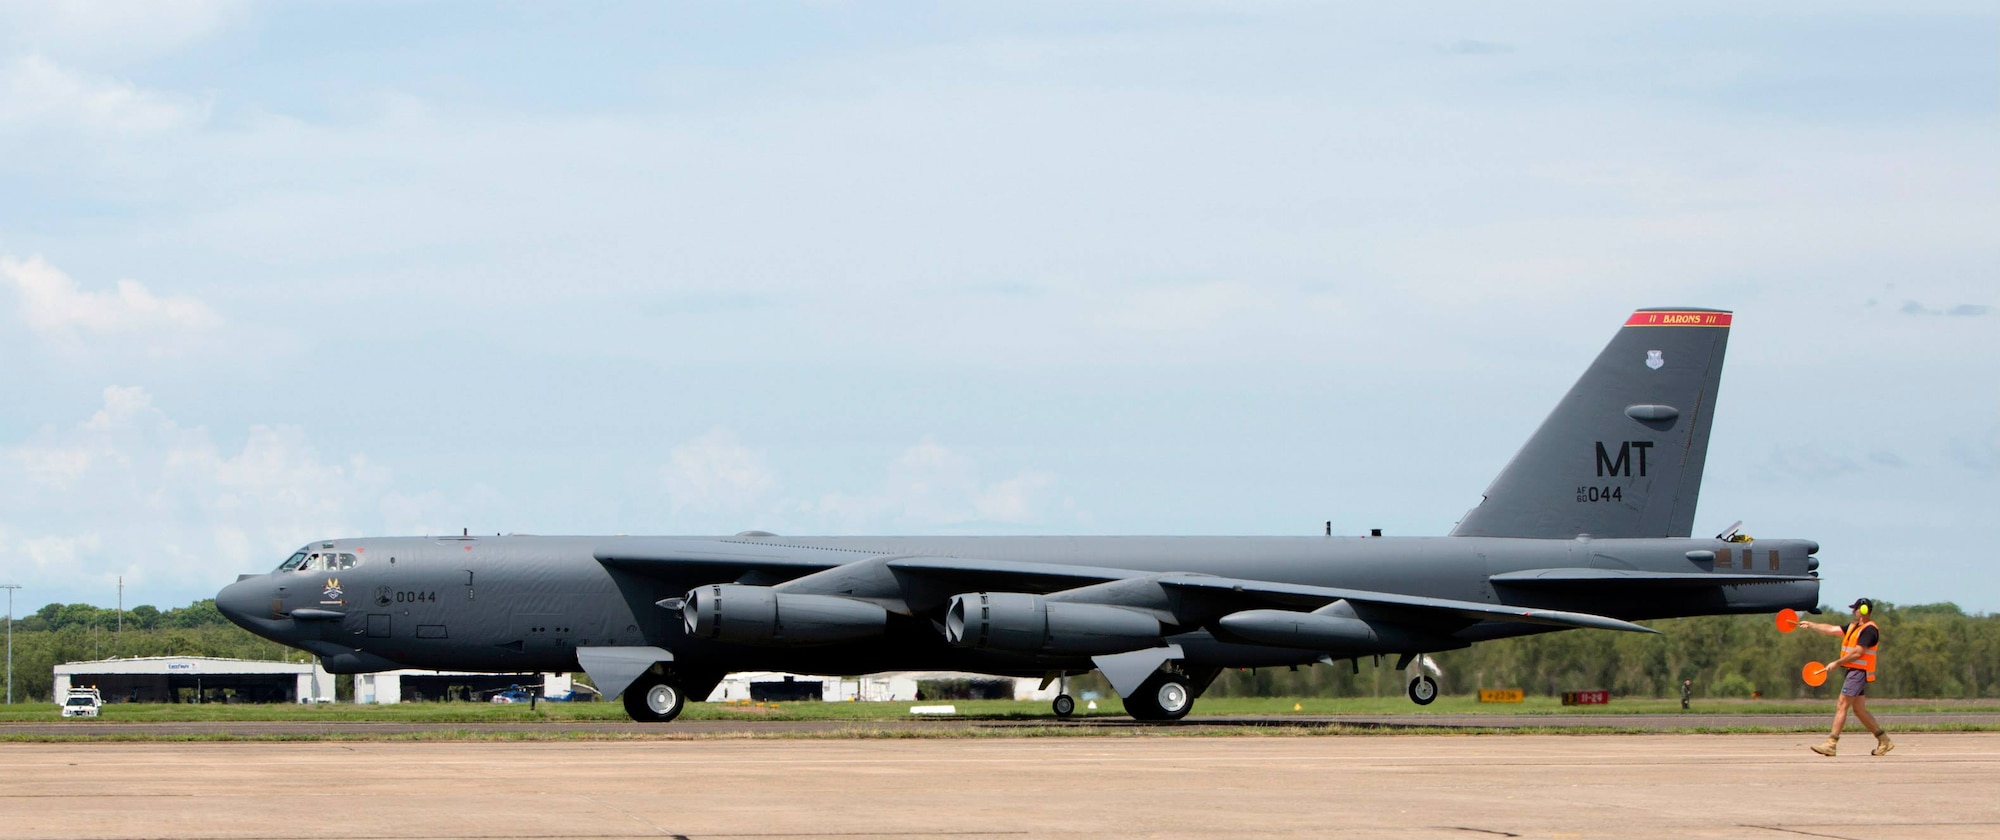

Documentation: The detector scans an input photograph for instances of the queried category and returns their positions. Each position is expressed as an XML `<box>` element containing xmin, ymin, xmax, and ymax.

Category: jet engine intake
<box><xmin>943</xmin><ymin>592</ymin><xmax>1163</xmax><ymax>655</ymax></box>
<box><xmin>682</xmin><ymin>584</ymin><xmax>888</xmax><ymax>645</ymax></box>
<box><xmin>1215</xmin><ymin>609</ymin><xmax>1458</xmax><ymax>654</ymax></box>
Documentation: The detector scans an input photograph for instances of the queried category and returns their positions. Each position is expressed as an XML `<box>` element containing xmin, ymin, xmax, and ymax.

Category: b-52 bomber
<box><xmin>218</xmin><ymin>308</ymin><xmax>1820</xmax><ymax>722</ymax></box>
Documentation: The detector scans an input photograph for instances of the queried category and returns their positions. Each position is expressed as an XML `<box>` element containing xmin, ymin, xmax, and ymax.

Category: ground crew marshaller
<box><xmin>1797</xmin><ymin>598</ymin><xmax>1893</xmax><ymax>757</ymax></box>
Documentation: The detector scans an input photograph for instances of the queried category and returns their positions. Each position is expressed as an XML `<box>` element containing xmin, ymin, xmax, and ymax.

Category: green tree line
<box><xmin>1204</xmin><ymin>602</ymin><xmax>2000</xmax><ymax>700</ymax></box>
<box><xmin>4</xmin><ymin>599</ymin><xmax>308</xmax><ymax>703</ymax></box>
<box><xmin>4</xmin><ymin>599</ymin><xmax>1995</xmax><ymax>704</ymax></box>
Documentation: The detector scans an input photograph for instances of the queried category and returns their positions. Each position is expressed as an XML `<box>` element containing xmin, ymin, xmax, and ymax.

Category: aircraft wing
<box><xmin>886</xmin><ymin>555</ymin><xmax>1657</xmax><ymax>634</ymax></box>
<box><xmin>882</xmin><ymin>556</ymin><xmax>1145</xmax><ymax>593</ymax></box>
<box><xmin>594</xmin><ymin>543</ymin><xmax>1654</xmax><ymax>634</ymax></box>
<box><xmin>1156</xmin><ymin>575</ymin><xmax>1660</xmax><ymax>634</ymax></box>
<box><xmin>1489</xmin><ymin>568</ymin><xmax>1819</xmax><ymax>588</ymax></box>
<box><xmin>592</xmin><ymin>538</ymin><xmax>846</xmax><ymax>582</ymax></box>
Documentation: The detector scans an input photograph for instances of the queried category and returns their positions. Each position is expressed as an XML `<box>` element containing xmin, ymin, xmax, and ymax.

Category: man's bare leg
<box><xmin>1850</xmin><ymin>696</ymin><xmax>1882</xmax><ymax>735</ymax></box>
<box><xmin>1813</xmin><ymin>695</ymin><xmax>1851</xmax><ymax>755</ymax></box>
<box><xmin>1852</xmin><ymin>695</ymin><xmax>1894</xmax><ymax>754</ymax></box>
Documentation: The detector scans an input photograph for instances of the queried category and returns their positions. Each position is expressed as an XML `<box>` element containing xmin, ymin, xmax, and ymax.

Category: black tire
<box><xmin>1052</xmin><ymin>693</ymin><xmax>1076</xmax><ymax>718</ymax></box>
<box><xmin>1122</xmin><ymin>672</ymin><xmax>1195</xmax><ymax>721</ymax></box>
<box><xmin>1407</xmin><ymin>674</ymin><xmax>1438</xmax><ymax>706</ymax></box>
<box><xmin>623</xmin><ymin>673</ymin><xmax>686</xmax><ymax>722</ymax></box>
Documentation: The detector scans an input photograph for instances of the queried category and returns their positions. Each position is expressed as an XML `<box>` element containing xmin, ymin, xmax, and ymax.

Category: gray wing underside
<box><xmin>1155</xmin><ymin>576</ymin><xmax>1657</xmax><ymax>633</ymax></box>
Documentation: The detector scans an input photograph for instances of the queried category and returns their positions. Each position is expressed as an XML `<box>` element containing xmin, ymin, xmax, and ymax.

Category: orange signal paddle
<box><xmin>1775</xmin><ymin>608</ymin><xmax>1800</xmax><ymax>633</ymax></box>
<box><xmin>1801</xmin><ymin>661</ymin><xmax>1828</xmax><ymax>687</ymax></box>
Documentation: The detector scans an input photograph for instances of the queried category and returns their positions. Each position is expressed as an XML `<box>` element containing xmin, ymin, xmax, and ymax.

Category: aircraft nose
<box><xmin>215</xmin><ymin>577</ymin><xmax>271</xmax><ymax>628</ymax></box>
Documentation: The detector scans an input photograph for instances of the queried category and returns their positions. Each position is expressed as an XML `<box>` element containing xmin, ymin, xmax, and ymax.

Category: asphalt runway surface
<box><xmin>6</xmin><ymin>710</ymin><xmax>2000</xmax><ymax>738</ymax></box>
<box><xmin>3</xmin><ymin>733</ymin><xmax>1995</xmax><ymax>840</ymax></box>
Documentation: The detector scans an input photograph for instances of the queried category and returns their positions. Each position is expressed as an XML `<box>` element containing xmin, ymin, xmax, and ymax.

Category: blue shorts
<box><xmin>1840</xmin><ymin>669</ymin><xmax>1869</xmax><ymax>697</ymax></box>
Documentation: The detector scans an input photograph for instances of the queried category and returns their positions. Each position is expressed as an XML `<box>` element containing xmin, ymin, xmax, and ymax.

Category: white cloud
<box><xmin>1095</xmin><ymin>281</ymin><xmax>1273</xmax><ymax>334</ymax></box>
<box><xmin>0</xmin><ymin>385</ymin><xmax>394</xmax><ymax>605</ymax></box>
<box><xmin>0</xmin><ymin>55</ymin><xmax>209</xmax><ymax>135</ymax></box>
<box><xmin>0</xmin><ymin>0</ymin><xmax>245</xmax><ymax>67</ymax></box>
<box><xmin>651</xmin><ymin>431</ymin><xmax>1069</xmax><ymax>534</ymax></box>
<box><xmin>2</xmin><ymin>254</ymin><xmax>222</xmax><ymax>345</ymax></box>
<box><xmin>663</xmin><ymin>428</ymin><xmax>778</xmax><ymax>518</ymax></box>
<box><xmin>799</xmin><ymin>438</ymin><xmax>1064</xmax><ymax>532</ymax></box>
<box><xmin>12</xmin><ymin>533</ymin><xmax>102</xmax><ymax>574</ymax></box>
<box><xmin>973</xmin><ymin>471</ymin><xmax>1060</xmax><ymax>524</ymax></box>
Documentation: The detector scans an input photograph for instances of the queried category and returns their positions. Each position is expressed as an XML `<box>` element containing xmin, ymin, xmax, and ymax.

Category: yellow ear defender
<box><xmin>1858</xmin><ymin>604</ymin><xmax>1870</xmax><ymax>616</ymax></box>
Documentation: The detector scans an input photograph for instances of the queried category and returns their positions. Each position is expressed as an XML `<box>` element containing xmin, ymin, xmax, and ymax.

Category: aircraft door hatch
<box><xmin>367</xmin><ymin>614</ymin><xmax>391</xmax><ymax>639</ymax></box>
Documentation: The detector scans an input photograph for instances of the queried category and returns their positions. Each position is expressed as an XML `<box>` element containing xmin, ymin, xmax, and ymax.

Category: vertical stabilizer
<box><xmin>1450</xmin><ymin>308</ymin><xmax>1731</xmax><ymax>539</ymax></box>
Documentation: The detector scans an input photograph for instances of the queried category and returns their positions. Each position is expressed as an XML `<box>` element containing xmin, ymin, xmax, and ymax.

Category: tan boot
<box><xmin>1810</xmin><ymin>737</ymin><xmax>1838</xmax><ymax>757</ymax></box>
<box><xmin>1871</xmin><ymin>734</ymin><xmax>1894</xmax><ymax>756</ymax></box>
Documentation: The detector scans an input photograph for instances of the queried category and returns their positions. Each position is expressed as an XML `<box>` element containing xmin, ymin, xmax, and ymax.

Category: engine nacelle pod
<box><xmin>317</xmin><ymin>649</ymin><xmax>408</xmax><ymax>674</ymax></box>
<box><xmin>683</xmin><ymin>584</ymin><xmax>888</xmax><ymax>645</ymax></box>
<box><xmin>943</xmin><ymin>592</ymin><xmax>1163</xmax><ymax>655</ymax></box>
<box><xmin>1214</xmin><ymin>609</ymin><xmax>1454</xmax><ymax>654</ymax></box>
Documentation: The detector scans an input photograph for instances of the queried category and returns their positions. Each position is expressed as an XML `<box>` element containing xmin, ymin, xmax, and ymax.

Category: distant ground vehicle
<box><xmin>489</xmin><ymin>685</ymin><xmax>599</xmax><ymax>704</ymax></box>
<box><xmin>61</xmin><ymin>687</ymin><xmax>103</xmax><ymax>718</ymax></box>
<box><xmin>489</xmin><ymin>687</ymin><xmax>534</xmax><ymax>704</ymax></box>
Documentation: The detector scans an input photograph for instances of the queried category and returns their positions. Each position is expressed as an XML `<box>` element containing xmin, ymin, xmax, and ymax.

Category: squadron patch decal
<box><xmin>1646</xmin><ymin>350</ymin><xmax>1664</xmax><ymax>370</ymax></box>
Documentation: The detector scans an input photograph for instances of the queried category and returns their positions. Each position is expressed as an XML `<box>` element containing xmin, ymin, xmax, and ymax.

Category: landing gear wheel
<box><xmin>623</xmin><ymin>672</ymin><xmax>686</xmax><ymax>722</ymax></box>
<box><xmin>1052</xmin><ymin>693</ymin><xmax>1076</xmax><ymax>718</ymax></box>
<box><xmin>1407</xmin><ymin>674</ymin><xmax>1438</xmax><ymax>706</ymax></box>
<box><xmin>1122</xmin><ymin>672</ymin><xmax>1195</xmax><ymax>721</ymax></box>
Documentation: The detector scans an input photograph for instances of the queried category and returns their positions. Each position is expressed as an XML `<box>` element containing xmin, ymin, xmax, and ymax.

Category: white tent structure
<box><xmin>54</xmin><ymin>656</ymin><xmax>333</xmax><ymax>705</ymax></box>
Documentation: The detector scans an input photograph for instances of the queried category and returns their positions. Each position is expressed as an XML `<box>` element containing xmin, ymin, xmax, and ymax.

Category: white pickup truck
<box><xmin>60</xmin><ymin>687</ymin><xmax>102</xmax><ymax>718</ymax></box>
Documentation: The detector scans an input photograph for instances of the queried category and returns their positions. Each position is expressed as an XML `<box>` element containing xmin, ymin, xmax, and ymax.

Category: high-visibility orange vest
<box><xmin>1841</xmin><ymin>619</ymin><xmax>1878</xmax><ymax>682</ymax></box>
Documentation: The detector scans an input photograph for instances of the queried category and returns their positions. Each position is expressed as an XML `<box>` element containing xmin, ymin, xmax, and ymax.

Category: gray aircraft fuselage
<box><xmin>219</xmin><ymin>532</ymin><xmax>1817</xmax><ymax>677</ymax></box>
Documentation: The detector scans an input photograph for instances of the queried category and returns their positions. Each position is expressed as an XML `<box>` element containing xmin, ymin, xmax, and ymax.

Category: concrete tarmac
<box><xmin>6</xmin><ymin>710</ymin><xmax>1999</xmax><ymax>738</ymax></box>
<box><xmin>3</xmin><ymin>733</ymin><xmax>1995</xmax><ymax>840</ymax></box>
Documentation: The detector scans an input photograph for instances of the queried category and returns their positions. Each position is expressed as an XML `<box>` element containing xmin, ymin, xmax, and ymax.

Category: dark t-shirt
<box><xmin>1841</xmin><ymin>623</ymin><xmax>1879</xmax><ymax>671</ymax></box>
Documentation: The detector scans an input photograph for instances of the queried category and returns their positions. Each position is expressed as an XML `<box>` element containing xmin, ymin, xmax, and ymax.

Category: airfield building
<box><xmin>54</xmin><ymin>656</ymin><xmax>335</xmax><ymax>705</ymax></box>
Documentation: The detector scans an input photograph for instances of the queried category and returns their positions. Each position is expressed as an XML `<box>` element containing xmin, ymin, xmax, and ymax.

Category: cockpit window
<box><xmin>284</xmin><ymin>551</ymin><xmax>359</xmax><ymax>572</ymax></box>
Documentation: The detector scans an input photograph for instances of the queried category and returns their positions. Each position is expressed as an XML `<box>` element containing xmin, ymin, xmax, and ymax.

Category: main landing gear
<box><xmin>1121</xmin><ymin>671</ymin><xmax>1195</xmax><ymax>721</ymax></box>
<box><xmin>623</xmin><ymin>671</ymin><xmax>686</xmax><ymax>722</ymax></box>
<box><xmin>1092</xmin><ymin>646</ymin><xmax>1216</xmax><ymax>722</ymax></box>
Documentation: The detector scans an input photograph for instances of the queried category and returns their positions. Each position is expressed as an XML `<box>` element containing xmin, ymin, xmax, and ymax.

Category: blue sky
<box><xmin>1</xmin><ymin>1</ymin><xmax>1994</xmax><ymax>615</ymax></box>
